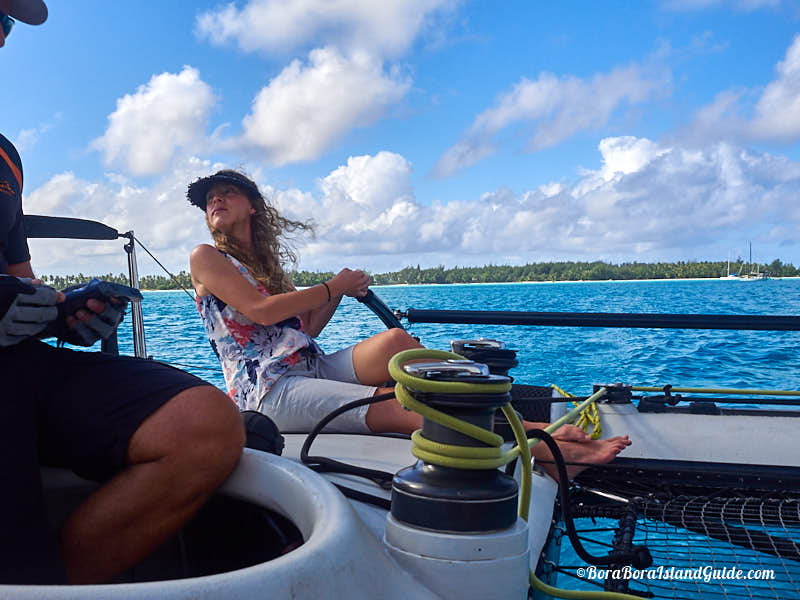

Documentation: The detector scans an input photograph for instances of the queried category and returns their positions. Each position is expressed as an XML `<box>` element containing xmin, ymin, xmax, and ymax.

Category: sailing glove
<box><xmin>55</xmin><ymin>298</ymin><xmax>127</xmax><ymax>347</ymax></box>
<box><xmin>40</xmin><ymin>280</ymin><xmax>136</xmax><ymax>347</ymax></box>
<box><xmin>0</xmin><ymin>276</ymin><xmax>59</xmax><ymax>347</ymax></box>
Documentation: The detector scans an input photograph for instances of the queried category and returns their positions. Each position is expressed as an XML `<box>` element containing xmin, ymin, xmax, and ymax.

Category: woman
<box><xmin>188</xmin><ymin>169</ymin><xmax>424</xmax><ymax>434</ymax></box>
<box><xmin>187</xmin><ymin>170</ymin><xmax>630</xmax><ymax>474</ymax></box>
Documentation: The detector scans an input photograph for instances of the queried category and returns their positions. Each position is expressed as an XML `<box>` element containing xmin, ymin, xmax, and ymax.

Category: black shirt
<box><xmin>0</xmin><ymin>133</ymin><xmax>30</xmax><ymax>274</ymax></box>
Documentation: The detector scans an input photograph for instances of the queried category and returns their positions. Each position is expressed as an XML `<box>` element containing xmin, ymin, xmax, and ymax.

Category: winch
<box><xmin>450</xmin><ymin>338</ymin><xmax>518</xmax><ymax>377</ymax></box>
<box><xmin>383</xmin><ymin>348</ymin><xmax>531</xmax><ymax>600</ymax></box>
<box><xmin>451</xmin><ymin>338</ymin><xmax>524</xmax><ymax>439</ymax></box>
<box><xmin>390</xmin><ymin>358</ymin><xmax>518</xmax><ymax>532</ymax></box>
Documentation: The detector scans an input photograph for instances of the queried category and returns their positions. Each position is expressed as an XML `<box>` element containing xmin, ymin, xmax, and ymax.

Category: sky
<box><xmin>4</xmin><ymin>0</ymin><xmax>800</xmax><ymax>277</ymax></box>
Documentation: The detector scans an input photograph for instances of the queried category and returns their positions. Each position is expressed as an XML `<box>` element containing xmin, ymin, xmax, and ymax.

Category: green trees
<box><xmin>39</xmin><ymin>259</ymin><xmax>796</xmax><ymax>290</ymax></box>
<box><xmin>39</xmin><ymin>271</ymin><xmax>193</xmax><ymax>291</ymax></box>
<box><xmin>355</xmin><ymin>259</ymin><xmax>795</xmax><ymax>285</ymax></box>
<box><xmin>40</xmin><ymin>272</ymin><xmax>132</xmax><ymax>289</ymax></box>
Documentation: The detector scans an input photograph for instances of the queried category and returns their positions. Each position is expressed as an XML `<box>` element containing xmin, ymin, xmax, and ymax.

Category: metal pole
<box><xmin>403</xmin><ymin>309</ymin><xmax>800</xmax><ymax>331</ymax></box>
<box><xmin>632</xmin><ymin>386</ymin><xmax>800</xmax><ymax>396</ymax></box>
<box><xmin>123</xmin><ymin>231</ymin><xmax>147</xmax><ymax>358</ymax></box>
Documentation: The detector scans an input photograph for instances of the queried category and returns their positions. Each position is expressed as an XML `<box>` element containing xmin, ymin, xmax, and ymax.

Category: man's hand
<box><xmin>60</xmin><ymin>296</ymin><xmax>127</xmax><ymax>347</ymax></box>
<box><xmin>37</xmin><ymin>280</ymin><xmax>136</xmax><ymax>347</ymax></box>
<box><xmin>0</xmin><ymin>276</ymin><xmax>60</xmax><ymax>347</ymax></box>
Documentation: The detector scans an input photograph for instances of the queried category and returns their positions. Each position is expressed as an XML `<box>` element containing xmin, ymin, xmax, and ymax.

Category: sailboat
<box><xmin>739</xmin><ymin>242</ymin><xmax>769</xmax><ymax>281</ymax></box>
<box><xmin>719</xmin><ymin>250</ymin><xmax>740</xmax><ymax>280</ymax></box>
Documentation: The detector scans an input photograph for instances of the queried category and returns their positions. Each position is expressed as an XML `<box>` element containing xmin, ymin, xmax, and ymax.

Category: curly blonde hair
<box><xmin>205</xmin><ymin>170</ymin><xmax>312</xmax><ymax>294</ymax></box>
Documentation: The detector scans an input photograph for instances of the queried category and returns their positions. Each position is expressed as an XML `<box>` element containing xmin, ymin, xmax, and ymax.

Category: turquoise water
<box><xmin>118</xmin><ymin>278</ymin><xmax>800</xmax><ymax>395</ymax></box>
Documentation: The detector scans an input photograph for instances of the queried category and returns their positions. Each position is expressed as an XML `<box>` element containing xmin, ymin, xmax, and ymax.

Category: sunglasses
<box><xmin>0</xmin><ymin>13</ymin><xmax>14</xmax><ymax>38</ymax></box>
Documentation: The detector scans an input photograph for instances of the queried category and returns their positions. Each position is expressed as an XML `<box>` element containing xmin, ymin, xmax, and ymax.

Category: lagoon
<box><xmin>117</xmin><ymin>278</ymin><xmax>800</xmax><ymax>396</ymax></box>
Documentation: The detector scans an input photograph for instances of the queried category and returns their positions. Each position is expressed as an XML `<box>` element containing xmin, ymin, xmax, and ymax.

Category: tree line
<box><xmin>39</xmin><ymin>272</ymin><xmax>195</xmax><ymax>291</ymax></box>
<box><xmin>38</xmin><ymin>258</ymin><xmax>797</xmax><ymax>291</ymax></box>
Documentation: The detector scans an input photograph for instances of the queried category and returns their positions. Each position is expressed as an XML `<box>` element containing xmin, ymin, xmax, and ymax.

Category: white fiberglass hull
<box><xmin>4</xmin><ymin>443</ymin><xmax>557</xmax><ymax>600</ymax></box>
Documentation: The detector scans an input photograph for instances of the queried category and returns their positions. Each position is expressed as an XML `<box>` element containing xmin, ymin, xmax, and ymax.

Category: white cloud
<box><xmin>272</xmin><ymin>152</ymin><xmax>422</xmax><ymax>257</ymax></box>
<box><xmin>597</xmin><ymin>137</ymin><xmax>669</xmax><ymax>181</ymax></box>
<box><xmin>195</xmin><ymin>2</ymin><xmax>453</xmax><ymax>166</ymax></box>
<box><xmin>26</xmin><ymin>140</ymin><xmax>800</xmax><ymax>276</ymax></box>
<box><xmin>750</xmin><ymin>35</ymin><xmax>800</xmax><ymax>141</ymax></box>
<box><xmin>434</xmin><ymin>63</ymin><xmax>667</xmax><ymax>177</ymax></box>
<box><xmin>23</xmin><ymin>172</ymin><xmax>83</xmax><ymax>216</ymax></box>
<box><xmin>319</xmin><ymin>152</ymin><xmax>414</xmax><ymax>213</ymax></box>
<box><xmin>14</xmin><ymin>115</ymin><xmax>60</xmax><ymax>154</ymax></box>
<box><xmin>683</xmin><ymin>35</ymin><xmax>800</xmax><ymax>145</ymax></box>
<box><xmin>196</xmin><ymin>0</ymin><xmax>456</xmax><ymax>57</ymax></box>
<box><xmin>24</xmin><ymin>156</ymin><xmax>223</xmax><ymax>276</ymax></box>
<box><xmin>273</xmin><ymin>141</ymin><xmax>800</xmax><ymax>270</ymax></box>
<box><xmin>91</xmin><ymin>67</ymin><xmax>216</xmax><ymax>176</ymax></box>
<box><xmin>680</xmin><ymin>89</ymin><xmax>749</xmax><ymax>144</ymax></box>
<box><xmin>238</xmin><ymin>47</ymin><xmax>410</xmax><ymax>165</ymax></box>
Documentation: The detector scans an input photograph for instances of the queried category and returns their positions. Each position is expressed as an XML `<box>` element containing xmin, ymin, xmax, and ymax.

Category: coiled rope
<box><xmin>552</xmin><ymin>383</ymin><xmax>603</xmax><ymax>439</ymax></box>
<box><xmin>388</xmin><ymin>349</ymin><xmax>644</xmax><ymax>600</ymax></box>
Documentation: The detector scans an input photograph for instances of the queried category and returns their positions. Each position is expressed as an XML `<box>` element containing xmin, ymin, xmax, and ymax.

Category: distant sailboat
<box><xmin>719</xmin><ymin>251</ymin><xmax>740</xmax><ymax>280</ymax></box>
<box><xmin>738</xmin><ymin>242</ymin><xmax>769</xmax><ymax>281</ymax></box>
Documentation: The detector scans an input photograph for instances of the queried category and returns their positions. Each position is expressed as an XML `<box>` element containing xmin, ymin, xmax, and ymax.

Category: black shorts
<box><xmin>0</xmin><ymin>340</ymin><xmax>211</xmax><ymax>583</ymax></box>
<box><xmin>3</xmin><ymin>340</ymin><xmax>211</xmax><ymax>481</ymax></box>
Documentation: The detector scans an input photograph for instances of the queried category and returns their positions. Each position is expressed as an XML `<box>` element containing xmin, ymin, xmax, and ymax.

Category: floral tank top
<box><xmin>196</xmin><ymin>252</ymin><xmax>321</xmax><ymax>411</ymax></box>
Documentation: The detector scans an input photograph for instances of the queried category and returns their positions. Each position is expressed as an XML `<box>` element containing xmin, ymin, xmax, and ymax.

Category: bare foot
<box><xmin>531</xmin><ymin>435</ymin><xmax>631</xmax><ymax>482</ymax></box>
<box><xmin>549</xmin><ymin>424</ymin><xmax>592</xmax><ymax>443</ymax></box>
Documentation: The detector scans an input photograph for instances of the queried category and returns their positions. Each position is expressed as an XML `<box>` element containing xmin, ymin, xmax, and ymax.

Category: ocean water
<box><xmin>118</xmin><ymin>278</ymin><xmax>800</xmax><ymax>395</ymax></box>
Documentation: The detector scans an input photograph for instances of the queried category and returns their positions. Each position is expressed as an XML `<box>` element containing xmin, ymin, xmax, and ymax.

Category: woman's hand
<box><xmin>329</xmin><ymin>268</ymin><xmax>370</xmax><ymax>298</ymax></box>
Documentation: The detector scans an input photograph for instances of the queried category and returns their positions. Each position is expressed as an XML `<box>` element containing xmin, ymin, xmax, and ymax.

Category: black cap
<box><xmin>187</xmin><ymin>170</ymin><xmax>260</xmax><ymax>211</ymax></box>
<box><xmin>8</xmin><ymin>0</ymin><xmax>48</xmax><ymax>25</ymax></box>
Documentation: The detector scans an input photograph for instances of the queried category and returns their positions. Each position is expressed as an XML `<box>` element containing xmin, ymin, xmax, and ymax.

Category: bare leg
<box><xmin>533</xmin><ymin>422</ymin><xmax>593</xmax><ymax>443</ymax></box>
<box><xmin>356</xmin><ymin>336</ymin><xmax>604</xmax><ymax>448</ymax></box>
<box><xmin>365</xmin><ymin>390</ymin><xmax>630</xmax><ymax>477</ymax></box>
<box><xmin>366</xmin><ymin>387</ymin><xmax>423</xmax><ymax>433</ymax></box>
<box><xmin>356</xmin><ymin>338</ymin><xmax>604</xmax><ymax>449</ymax></box>
<box><xmin>59</xmin><ymin>386</ymin><xmax>244</xmax><ymax>584</ymax></box>
<box><xmin>358</xmin><ymin>338</ymin><xmax>629</xmax><ymax>478</ymax></box>
<box><xmin>352</xmin><ymin>329</ymin><xmax>422</xmax><ymax>386</ymax></box>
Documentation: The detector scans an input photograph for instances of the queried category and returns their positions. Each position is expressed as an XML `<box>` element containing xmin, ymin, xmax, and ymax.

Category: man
<box><xmin>0</xmin><ymin>1</ymin><xmax>244</xmax><ymax>585</ymax></box>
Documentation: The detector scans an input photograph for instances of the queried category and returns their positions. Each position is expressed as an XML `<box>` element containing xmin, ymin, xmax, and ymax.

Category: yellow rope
<box><xmin>389</xmin><ymin>351</ymin><xmax>641</xmax><ymax>600</ymax></box>
<box><xmin>552</xmin><ymin>384</ymin><xmax>603</xmax><ymax>440</ymax></box>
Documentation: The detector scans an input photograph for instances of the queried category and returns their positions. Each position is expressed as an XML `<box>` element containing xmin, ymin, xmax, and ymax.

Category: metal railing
<box><xmin>401</xmin><ymin>309</ymin><xmax>800</xmax><ymax>331</ymax></box>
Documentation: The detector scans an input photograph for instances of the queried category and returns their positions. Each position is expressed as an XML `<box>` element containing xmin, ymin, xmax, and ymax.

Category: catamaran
<box><xmin>4</xmin><ymin>215</ymin><xmax>798</xmax><ymax>600</ymax></box>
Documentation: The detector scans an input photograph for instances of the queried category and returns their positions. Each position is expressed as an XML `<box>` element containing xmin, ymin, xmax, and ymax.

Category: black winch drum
<box><xmin>390</xmin><ymin>359</ymin><xmax>519</xmax><ymax>533</ymax></box>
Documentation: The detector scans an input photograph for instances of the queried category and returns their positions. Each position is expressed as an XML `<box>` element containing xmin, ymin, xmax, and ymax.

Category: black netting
<box><xmin>553</xmin><ymin>493</ymin><xmax>800</xmax><ymax>599</ymax></box>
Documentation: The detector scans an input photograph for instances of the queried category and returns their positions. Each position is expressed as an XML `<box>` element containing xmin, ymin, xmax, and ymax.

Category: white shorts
<box><xmin>258</xmin><ymin>346</ymin><xmax>376</xmax><ymax>433</ymax></box>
